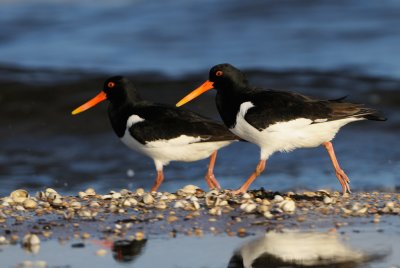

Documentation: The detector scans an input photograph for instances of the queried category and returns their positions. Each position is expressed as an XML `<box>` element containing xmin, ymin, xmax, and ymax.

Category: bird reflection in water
<box><xmin>112</xmin><ymin>239</ymin><xmax>147</xmax><ymax>263</ymax></box>
<box><xmin>228</xmin><ymin>230</ymin><xmax>386</xmax><ymax>268</ymax></box>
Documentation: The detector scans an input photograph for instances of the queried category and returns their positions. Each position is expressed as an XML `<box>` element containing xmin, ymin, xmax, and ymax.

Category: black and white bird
<box><xmin>72</xmin><ymin>76</ymin><xmax>238</xmax><ymax>192</ymax></box>
<box><xmin>176</xmin><ymin>63</ymin><xmax>386</xmax><ymax>194</ymax></box>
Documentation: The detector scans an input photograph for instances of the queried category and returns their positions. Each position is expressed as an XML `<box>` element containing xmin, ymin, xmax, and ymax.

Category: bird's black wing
<box><xmin>128</xmin><ymin>104</ymin><xmax>239</xmax><ymax>145</ymax></box>
<box><xmin>243</xmin><ymin>89</ymin><xmax>385</xmax><ymax>131</ymax></box>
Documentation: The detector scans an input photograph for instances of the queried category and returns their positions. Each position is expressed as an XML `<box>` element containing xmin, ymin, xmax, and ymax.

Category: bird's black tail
<box><xmin>357</xmin><ymin>108</ymin><xmax>387</xmax><ymax>121</ymax></box>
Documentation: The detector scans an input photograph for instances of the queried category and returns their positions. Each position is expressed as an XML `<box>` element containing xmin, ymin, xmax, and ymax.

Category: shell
<box><xmin>155</xmin><ymin>201</ymin><xmax>167</xmax><ymax>210</ymax></box>
<box><xmin>22</xmin><ymin>234</ymin><xmax>40</xmax><ymax>246</ymax></box>
<box><xmin>142</xmin><ymin>193</ymin><xmax>155</xmax><ymax>204</ymax></box>
<box><xmin>70</xmin><ymin>201</ymin><xmax>82</xmax><ymax>209</ymax></box>
<box><xmin>180</xmin><ymin>185</ymin><xmax>198</xmax><ymax>195</ymax></box>
<box><xmin>10</xmin><ymin>189</ymin><xmax>29</xmax><ymax>203</ymax></box>
<box><xmin>323</xmin><ymin>196</ymin><xmax>333</xmax><ymax>204</ymax></box>
<box><xmin>135</xmin><ymin>188</ymin><xmax>145</xmax><ymax>196</ymax></box>
<box><xmin>85</xmin><ymin>188</ymin><xmax>96</xmax><ymax>196</ymax></box>
<box><xmin>112</xmin><ymin>192</ymin><xmax>122</xmax><ymax>199</ymax></box>
<box><xmin>240</xmin><ymin>203</ymin><xmax>257</xmax><ymax>213</ymax></box>
<box><xmin>279</xmin><ymin>199</ymin><xmax>296</xmax><ymax>213</ymax></box>
<box><xmin>273</xmin><ymin>195</ymin><xmax>284</xmax><ymax>202</ymax></box>
<box><xmin>23</xmin><ymin>199</ymin><xmax>37</xmax><ymax>209</ymax></box>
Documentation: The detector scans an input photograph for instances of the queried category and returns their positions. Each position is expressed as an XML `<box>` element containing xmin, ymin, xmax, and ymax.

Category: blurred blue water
<box><xmin>0</xmin><ymin>0</ymin><xmax>400</xmax><ymax>77</ymax></box>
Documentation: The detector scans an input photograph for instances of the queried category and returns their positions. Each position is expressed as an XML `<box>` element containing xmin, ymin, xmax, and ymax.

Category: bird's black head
<box><xmin>103</xmin><ymin>76</ymin><xmax>142</xmax><ymax>104</ymax></box>
<box><xmin>208</xmin><ymin>63</ymin><xmax>248</xmax><ymax>90</ymax></box>
<box><xmin>72</xmin><ymin>76</ymin><xmax>142</xmax><ymax>115</ymax></box>
<box><xmin>176</xmin><ymin>63</ymin><xmax>248</xmax><ymax>107</ymax></box>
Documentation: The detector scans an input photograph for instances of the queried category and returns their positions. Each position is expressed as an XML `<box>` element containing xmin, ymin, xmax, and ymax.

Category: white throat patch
<box><xmin>126</xmin><ymin>115</ymin><xmax>145</xmax><ymax>128</ymax></box>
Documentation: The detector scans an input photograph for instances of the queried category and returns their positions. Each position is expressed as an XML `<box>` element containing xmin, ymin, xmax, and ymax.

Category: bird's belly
<box><xmin>120</xmin><ymin>132</ymin><xmax>232</xmax><ymax>164</ymax></box>
<box><xmin>231</xmin><ymin>115</ymin><xmax>360</xmax><ymax>159</ymax></box>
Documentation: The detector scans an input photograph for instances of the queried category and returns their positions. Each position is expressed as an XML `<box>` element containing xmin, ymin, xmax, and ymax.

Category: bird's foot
<box><xmin>335</xmin><ymin>169</ymin><xmax>351</xmax><ymax>195</ymax></box>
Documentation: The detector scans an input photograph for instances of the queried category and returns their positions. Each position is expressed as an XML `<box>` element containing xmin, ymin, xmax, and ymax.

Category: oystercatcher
<box><xmin>176</xmin><ymin>63</ymin><xmax>386</xmax><ymax>194</ymax></box>
<box><xmin>72</xmin><ymin>76</ymin><xmax>238</xmax><ymax>192</ymax></box>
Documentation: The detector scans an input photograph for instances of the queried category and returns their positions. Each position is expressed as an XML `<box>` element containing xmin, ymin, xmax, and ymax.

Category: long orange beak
<box><xmin>176</xmin><ymin>80</ymin><xmax>214</xmax><ymax>107</ymax></box>
<box><xmin>71</xmin><ymin>91</ymin><xmax>107</xmax><ymax>115</ymax></box>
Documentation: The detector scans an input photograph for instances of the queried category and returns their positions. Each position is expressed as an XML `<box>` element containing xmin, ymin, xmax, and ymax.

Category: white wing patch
<box><xmin>126</xmin><ymin>115</ymin><xmax>145</xmax><ymax>128</ymax></box>
<box><xmin>313</xmin><ymin>118</ymin><xmax>328</xmax><ymax>123</ymax></box>
<box><xmin>266</xmin><ymin>118</ymin><xmax>313</xmax><ymax>132</ymax></box>
<box><xmin>146</xmin><ymin>135</ymin><xmax>204</xmax><ymax>148</ymax></box>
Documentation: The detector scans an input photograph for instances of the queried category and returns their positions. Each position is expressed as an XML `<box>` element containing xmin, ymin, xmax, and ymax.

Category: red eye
<box><xmin>108</xmin><ymin>82</ymin><xmax>115</xmax><ymax>88</ymax></box>
<box><xmin>216</xmin><ymin>71</ymin><xmax>223</xmax><ymax>77</ymax></box>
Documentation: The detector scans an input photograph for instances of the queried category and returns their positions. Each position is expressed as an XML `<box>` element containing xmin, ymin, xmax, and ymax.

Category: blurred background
<box><xmin>1</xmin><ymin>0</ymin><xmax>399</xmax><ymax>195</ymax></box>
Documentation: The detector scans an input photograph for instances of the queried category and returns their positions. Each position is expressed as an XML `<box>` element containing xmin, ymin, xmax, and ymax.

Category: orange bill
<box><xmin>176</xmin><ymin>80</ymin><xmax>214</xmax><ymax>107</ymax></box>
<box><xmin>71</xmin><ymin>91</ymin><xmax>107</xmax><ymax>115</ymax></box>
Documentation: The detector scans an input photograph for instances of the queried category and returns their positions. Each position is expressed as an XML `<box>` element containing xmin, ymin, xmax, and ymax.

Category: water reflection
<box><xmin>112</xmin><ymin>239</ymin><xmax>147</xmax><ymax>263</ymax></box>
<box><xmin>228</xmin><ymin>231</ymin><xmax>386</xmax><ymax>268</ymax></box>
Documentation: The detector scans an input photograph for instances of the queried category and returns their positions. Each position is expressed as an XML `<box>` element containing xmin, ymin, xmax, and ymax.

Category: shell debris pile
<box><xmin>0</xmin><ymin>187</ymin><xmax>399</xmax><ymax>248</ymax></box>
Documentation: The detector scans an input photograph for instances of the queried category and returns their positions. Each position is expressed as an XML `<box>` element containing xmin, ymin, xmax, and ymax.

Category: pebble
<box><xmin>273</xmin><ymin>195</ymin><xmax>284</xmax><ymax>202</ymax></box>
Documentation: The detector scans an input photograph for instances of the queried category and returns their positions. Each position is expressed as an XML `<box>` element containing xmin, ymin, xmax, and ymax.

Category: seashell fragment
<box><xmin>10</xmin><ymin>189</ymin><xmax>29</xmax><ymax>203</ymax></box>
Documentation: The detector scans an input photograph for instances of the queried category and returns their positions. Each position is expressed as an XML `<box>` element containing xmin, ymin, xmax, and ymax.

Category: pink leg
<box><xmin>151</xmin><ymin>170</ymin><xmax>164</xmax><ymax>192</ymax></box>
<box><xmin>323</xmin><ymin>141</ymin><xmax>351</xmax><ymax>194</ymax></box>
<box><xmin>232</xmin><ymin>159</ymin><xmax>267</xmax><ymax>195</ymax></box>
<box><xmin>205</xmin><ymin>151</ymin><xmax>221</xmax><ymax>190</ymax></box>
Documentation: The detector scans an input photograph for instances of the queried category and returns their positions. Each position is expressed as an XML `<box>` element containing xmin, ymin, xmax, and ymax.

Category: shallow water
<box><xmin>1</xmin><ymin>224</ymin><xmax>399</xmax><ymax>268</ymax></box>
